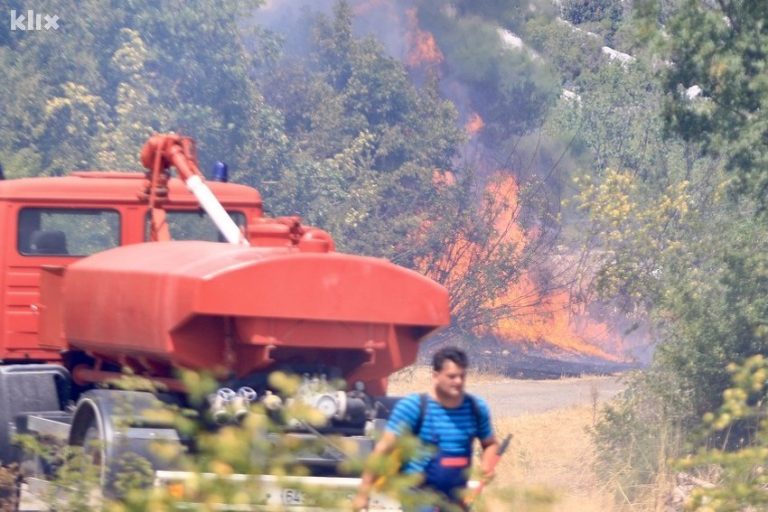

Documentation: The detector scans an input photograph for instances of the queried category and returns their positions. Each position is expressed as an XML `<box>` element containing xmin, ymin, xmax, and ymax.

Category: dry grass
<box><xmin>480</xmin><ymin>405</ymin><xmax>619</xmax><ymax>511</ymax></box>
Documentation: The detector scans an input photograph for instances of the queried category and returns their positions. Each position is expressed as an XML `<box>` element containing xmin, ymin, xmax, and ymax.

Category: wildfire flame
<box><xmin>425</xmin><ymin>173</ymin><xmax>624</xmax><ymax>360</ymax></box>
<box><xmin>405</xmin><ymin>8</ymin><xmax>443</xmax><ymax>68</ymax></box>
<box><xmin>345</xmin><ymin>1</ymin><xmax>625</xmax><ymax>359</ymax></box>
<box><xmin>465</xmin><ymin>113</ymin><xmax>484</xmax><ymax>136</ymax></box>
<box><xmin>492</xmin><ymin>281</ymin><xmax>619</xmax><ymax>360</ymax></box>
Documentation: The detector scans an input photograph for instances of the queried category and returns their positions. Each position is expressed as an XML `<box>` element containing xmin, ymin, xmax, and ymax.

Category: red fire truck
<box><xmin>0</xmin><ymin>135</ymin><xmax>449</xmax><ymax>509</ymax></box>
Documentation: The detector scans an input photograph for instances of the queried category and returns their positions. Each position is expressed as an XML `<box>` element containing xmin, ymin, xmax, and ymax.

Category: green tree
<box><xmin>551</xmin><ymin>5</ymin><xmax>768</xmax><ymax>506</ymax></box>
<box><xmin>257</xmin><ymin>1</ymin><xmax>464</xmax><ymax>264</ymax></box>
<box><xmin>526</xmin><ymin>17</ymin><xmax>604</xmax><ymax>85</ymax></box>
<box><xmin>676</xmin><ymin>356</ymin><xmax>768</xmax><ymax>511</ymax></box>
<box><xmin>0</xmin><ymin>0</ymin><xmax>288</xmax><ymax>178</ymax></box>
<box><xmin>94</xmin><ymin>28</ymin><xmax>165</xmax><ymax>170</ymax></box>
<box><xmin>417</xmin><ymin>4</ymin><xmax>560</xmax><ymax>144</ymax></box>
<box><xmin>454</xmin><ymin>0</ymin><xmax>554</xmax><ymax>34</ymax></box>
<box><xmin>39</xmin><ymin>82</ymin><xmax>110</xmax><ymax>174</ymax></box>
<box><xmin>562</xmin><ymin>0</ymin><xmax>623</xmax><ymax>25</ymax></box>
<box><xmin>663</xmin><ymin>0</ymin><xmax>768</xmax><ymax>207</ymax></box>
<box><xmin>561</xmin><ymin>0</ymin><xmax>624</xmax><ymax>45</ymax></box>
<box><xmin>253</xmin><ymin>1</ymin><xmax>554</xmax><ymax>335</ymax></box>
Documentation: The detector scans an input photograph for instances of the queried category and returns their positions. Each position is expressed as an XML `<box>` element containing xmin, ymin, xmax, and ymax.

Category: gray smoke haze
<box><xmin>252</xmin><ymin>1</ymin><xmax>649</xmax><ymax>362</ymax></box>
<box><xmin>252</xmin><ymin>0</ymin><xmax>485</xmax><ymax>147</ymax></box>
<box><xmin>255</xmin><ymin>0</ymin><xmax>411</xmax><ymax>60</ymax></box>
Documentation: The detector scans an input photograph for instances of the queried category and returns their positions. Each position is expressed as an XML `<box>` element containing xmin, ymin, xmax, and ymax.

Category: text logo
<box><xmin>10</xmin><ymin>10</ymin><xmax>59</xmax><ymax>31</ymax></box>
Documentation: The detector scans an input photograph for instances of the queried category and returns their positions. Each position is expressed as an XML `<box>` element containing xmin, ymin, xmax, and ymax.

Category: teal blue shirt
<box><xmin>385</xmin><ymin>393</ymin><xmax>493</xmax><ymax>474</ymax></box>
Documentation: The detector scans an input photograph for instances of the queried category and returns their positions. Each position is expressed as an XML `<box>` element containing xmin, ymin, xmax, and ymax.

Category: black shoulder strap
<box><xmin>413</xmin><ymin>393</ymin><xmax>428</xmax><ymax>436</ymax></box>
<box><xmin>413</xmin><ymin>393</ymin><xmax>483</xmax><ymax>437</ymax></box>
<box><xmin>466</xmin><ymin>393</ymin><xmax>482</xmax><ymax>436</ymax></box>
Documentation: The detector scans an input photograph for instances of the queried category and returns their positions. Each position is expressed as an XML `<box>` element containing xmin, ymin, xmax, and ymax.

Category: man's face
<box><xmin>433</xmin><ymin>360</ymin><xmax>466</xmax><ymax>399</ymax></box>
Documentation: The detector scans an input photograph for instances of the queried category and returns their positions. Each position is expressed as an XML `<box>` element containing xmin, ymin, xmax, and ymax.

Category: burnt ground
<box><xmin>472</xmin><ymin>349</ymin><xmax>639</xmax><ymax>379</ymax></box>
<box><xmin>420</xmin><ymin>338</ymin><xmax>641</xmax><ymax>380</ymax></box>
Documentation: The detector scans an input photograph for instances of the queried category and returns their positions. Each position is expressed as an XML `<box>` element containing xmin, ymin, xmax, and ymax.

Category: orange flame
<box><xmin>465</xmin><ymin>113</ymin><xmax>485</xmax><ymax>136</ymax></box>
<box><xmin>423</xmin><ymin>173</ymin><xmax>624</xmax><ymax>360</ymax></box>
<box><xmin>486</xmin><ymin>176</ymin><xmax>526</xmax><ymax>251</ymax></box>
<box><xmin>405</xmin><ymin>8</ymin><xmax>443</xmax><ymax>68</ymax></box>
<box><xmin>492</xmin><ymin>283</ymin><xmax>620</xmax><ymax>360</ymax></box>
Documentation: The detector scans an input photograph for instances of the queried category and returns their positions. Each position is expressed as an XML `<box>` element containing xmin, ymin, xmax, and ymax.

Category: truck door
<box><xmin>2</xmin><ymin>207</ymin><xmax>121</xmax><ymax>359</ymax></box>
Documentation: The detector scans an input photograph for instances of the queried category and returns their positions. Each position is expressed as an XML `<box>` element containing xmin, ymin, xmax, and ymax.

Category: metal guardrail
<box><xmin>154</xmin><ymin>471</ymin><xmax>402</xmax><ymax>511</ymax></box>
<box><xmin>22</xmin><ymin>470</ymin><xmax>479</xmax><ymax>511</ymax></box>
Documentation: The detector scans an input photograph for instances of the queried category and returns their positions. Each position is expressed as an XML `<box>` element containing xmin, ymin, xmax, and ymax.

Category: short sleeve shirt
<box><xmin>385</xmin><ymin>393</ymin><xmax>493</xmax><ymax>474</ymax></box>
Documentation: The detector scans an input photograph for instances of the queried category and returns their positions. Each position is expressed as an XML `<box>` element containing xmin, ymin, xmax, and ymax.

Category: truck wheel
<box><xmin>68</xmin><ymin>390</ymin><xmax>183</xmax><ymax>499</ymax></box>
<box><xmin>68</xmin><ymin>397</ymin><xmax>108</xmax><ymax>491</ymax></box>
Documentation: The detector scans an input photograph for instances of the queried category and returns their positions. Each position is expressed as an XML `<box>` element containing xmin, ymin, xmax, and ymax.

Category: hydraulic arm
<box><xmin>139</xmin><ymin>133</ymin><xmax>247</xmax><ymax>245</ymax></box>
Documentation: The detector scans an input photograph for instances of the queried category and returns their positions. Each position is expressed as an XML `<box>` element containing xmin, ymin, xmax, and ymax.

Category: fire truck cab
<box><xmin>0</xmin><ymin>155</ymin><xmax>447</xmax><ymax>510</ymax></box>
<box><xmin>0</xmin><ymin>171</ymin><xmax>262</xmax><ymax>363</ymax></box>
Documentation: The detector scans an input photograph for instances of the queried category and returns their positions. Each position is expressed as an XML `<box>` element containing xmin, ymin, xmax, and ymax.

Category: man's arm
<box><xmin>479</xmin><ymin>436</ymin><xmax>500</xmax><ymax>480</ymax></box>
<box><xmin>353</xmin><ymin>394</ymin><xmax>421</xmax><ymax>510</ymax></box>
<box><xmin>462</xmin><ymin>435</ymin><xmax>503</xmax><ymax>508</ymax></box>
<box><xmin>474</xmin><ymin>397</ymin><xmax>498</xmax><ymax>480</ymax></box>
<box><xmin>352</xmin><ymin>430</ymin><xmax>399</xmax><ymax>511</ymax></box>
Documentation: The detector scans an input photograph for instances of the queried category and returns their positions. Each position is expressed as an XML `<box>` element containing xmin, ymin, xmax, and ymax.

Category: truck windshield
<box><xmin>145</xmin><ymin>210</ymin><xmax>246</xmax><ymax>242</ymax></box>
<box><xmin>18</xmin><ymin>208</ymin><xmax>120</xmax><ymax>257</ymax></box>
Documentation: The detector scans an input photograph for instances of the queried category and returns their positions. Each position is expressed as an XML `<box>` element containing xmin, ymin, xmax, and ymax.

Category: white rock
<box><xmin>602</xmin><ymin>46</ymin><xmax>635</xmax><ymax>64</ymax></box>
<box><xmin>686</xmin><ymin>85</ymin><xmax>702</xmax><ymax>99</ymax></box>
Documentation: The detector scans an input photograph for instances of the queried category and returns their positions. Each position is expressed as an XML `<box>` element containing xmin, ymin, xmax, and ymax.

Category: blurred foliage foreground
<box><xmin>2</xmin><ymin>371</ymin><xmax>510</xmax><ymax>512</ymax></box>
<box><xmin>674</xmin><ymin>355</ymin><xmax>768</xmax><ymax>512</ymax></box>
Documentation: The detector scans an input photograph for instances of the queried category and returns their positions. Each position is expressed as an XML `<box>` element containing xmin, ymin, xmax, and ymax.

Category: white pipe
<box><xmin>185</xmin><ymin>175</ymin><xmax>249</xmax><ymax>246</ymax></box>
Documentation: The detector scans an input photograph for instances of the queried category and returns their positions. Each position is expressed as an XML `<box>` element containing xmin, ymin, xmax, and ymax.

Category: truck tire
<box><xmin>68</xmin><ymin>390</ymin><xmax>182</xmax><ymax>498</ymax></box>
<box><xmin>69</xmin><ymin>396</ymin><xmax>107</xmax><ymax>489</ymax></box>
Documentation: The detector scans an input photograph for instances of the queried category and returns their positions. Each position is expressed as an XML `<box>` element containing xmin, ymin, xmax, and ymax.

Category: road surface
<box><xmin>467</xmin><ymin>375</ymin><xmax>626</xmax><ymax>418</ymax></box>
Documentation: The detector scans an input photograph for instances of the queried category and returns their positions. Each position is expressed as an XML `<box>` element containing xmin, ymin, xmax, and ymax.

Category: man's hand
<box><xmin>354</xmin><ymin>431</ymin><xmax>398</xmax><ymax>511</ymax></box>
<box><xmin>480</xmin><ymin>462</ymin><xmax>496</xmax><ymax>483</ymax></box>
<box><xmin>465</xmin><ymin>434</ymin><xmax>512</xmax><ymax>507</ymax></box>
<box><xmin>463</xmin><ymin>438</ymin><xmax>502</xmax><ymax>508</ymax></box>
<box><xmin>351</xmin><ymin>491</ymin><xmax>369</xmax><ymax>511</ymax></box>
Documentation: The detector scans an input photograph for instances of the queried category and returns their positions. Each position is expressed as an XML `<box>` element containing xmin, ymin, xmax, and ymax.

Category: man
<box><xmin>353</xmin><ymin>347</ymin><xmax>498</xmax><ymax>511</ymax></box>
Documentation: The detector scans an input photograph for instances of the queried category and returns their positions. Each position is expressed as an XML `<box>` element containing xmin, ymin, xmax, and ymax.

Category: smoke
<box><xmin>254</xmin><ymin>0</ymin><xmax>405</xmax><ymax>60</ymax></box>
<box><xmin>255</xmin><ymin>1</ymin><xmax>543</xmax><ymax>149</ymax></box>
<box><xmin>251</xmin><ymin>0</ymin><xmax>650</xmax><ymax>362</ymax></box>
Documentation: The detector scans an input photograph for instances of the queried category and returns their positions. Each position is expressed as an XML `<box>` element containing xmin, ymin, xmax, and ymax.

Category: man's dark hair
<box><xmin>432</xmin><ymin>346</ymin><xmax>468</xmax><ymax>372</ymax></box>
